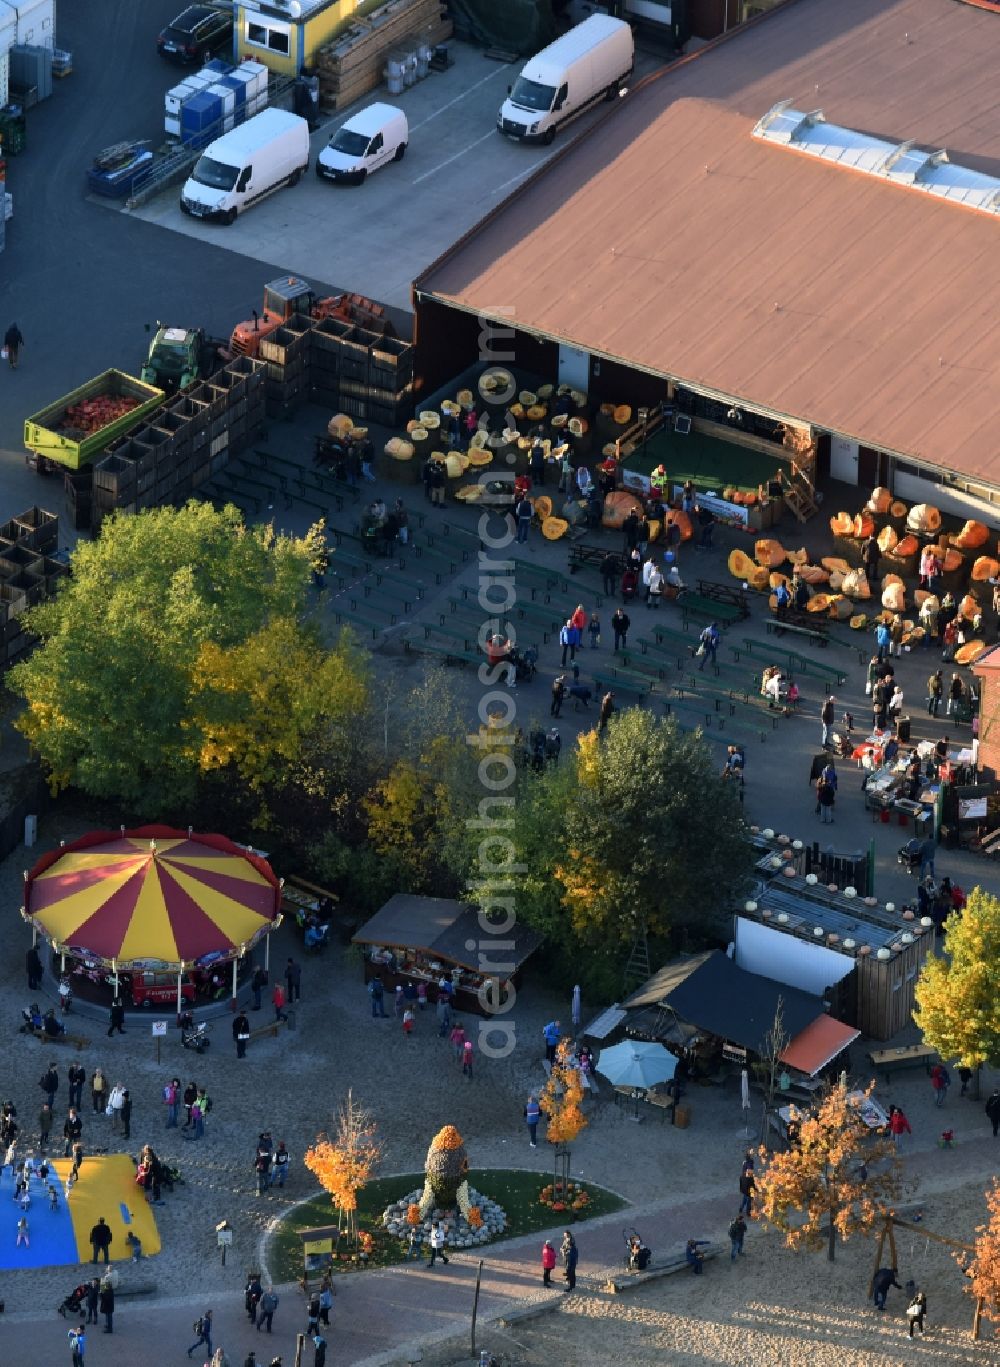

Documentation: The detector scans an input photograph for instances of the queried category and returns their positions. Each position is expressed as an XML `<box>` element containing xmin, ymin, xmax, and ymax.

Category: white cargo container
<box><xmin>8</xmin><ymin>0</ymin><xmax>54</xmax><ymax>47</ymax></box>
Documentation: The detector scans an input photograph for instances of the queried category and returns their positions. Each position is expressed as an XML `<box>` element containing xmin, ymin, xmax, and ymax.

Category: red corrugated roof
<box><xmin>781</xmin><ymin>1015</ymin><xmax>861</xmax><ymax>1076</ymax></box>
<box><xmin>416</xmin><ymin>0</ymin><xmax>1000</xmax><ymax>483</ymax></box>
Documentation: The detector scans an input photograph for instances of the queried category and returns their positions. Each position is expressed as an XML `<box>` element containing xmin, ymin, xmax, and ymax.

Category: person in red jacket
<box><xmin>541</xmin><ymin>1240</ymin><xmax>557</xmax><ymax>1287</ymax></box>
<box><xmin>272</xmin><ymin>983</ymin><xmax>288</xmax><ymax>1023</ymax></box>
<box><xmin>888</xmin><ymin>1104</ymin><xmax>912</xmax><ymax>1149</ymax></box>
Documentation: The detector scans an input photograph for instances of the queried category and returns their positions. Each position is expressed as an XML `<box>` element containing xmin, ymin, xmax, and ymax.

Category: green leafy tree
<box><xmin>915</xmin><ymin>887</ymin><xmax>1000</xmax><ymax>1073</ymax></box>
<box><xmin>556</xmin><ymin>711</ymin><xmax>752</xmax><ymax>945</ymax></box>
<box><xmin>10</xmin><ymin>503</ymin><xmax>327</xmax><ymax>815</ymax></box>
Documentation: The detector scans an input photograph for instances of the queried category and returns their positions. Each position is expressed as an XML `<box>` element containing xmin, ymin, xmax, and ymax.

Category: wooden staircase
<box><xmin>779</xmin><ymin>461</ymin><xmax>819</xmax><ymax>523</ymax></box>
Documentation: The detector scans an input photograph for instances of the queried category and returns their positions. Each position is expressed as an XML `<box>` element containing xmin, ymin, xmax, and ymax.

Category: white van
<box><xmin>180</xmin><ymin>108</ymin><xmax>310</xmax><ymax>224</ymax></box>
<box><xmin>498</xmin><ymin>14</ymin><xmax>633</xmax><ymax>146</ymax></box>
<box><xmin>316</xmin><ymin>102</ymin><xmax>408</xmax><ymax>185</ymax></box>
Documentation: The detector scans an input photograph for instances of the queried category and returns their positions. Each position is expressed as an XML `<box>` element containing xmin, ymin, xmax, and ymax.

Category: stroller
<box><xmin>623</xmin><ymin>1227</ymin><xmax>652</xmax><ymax>1273</ymax></box>
<box><xmin>898</xmin><ymin>838</ymin><xmax>923</xmax><ymax>875</ymax></box>
<box><xmin>57</xmin><ymin>1282</ymin><xmax>89</xmax><ymax>1318</ymax></box>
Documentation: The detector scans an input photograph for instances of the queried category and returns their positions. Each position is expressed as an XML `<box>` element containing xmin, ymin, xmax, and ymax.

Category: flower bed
<box><xmin>539</xmin><ymin>1181</ymin><xmax>591</xmax><ymax>1215</ymax></box>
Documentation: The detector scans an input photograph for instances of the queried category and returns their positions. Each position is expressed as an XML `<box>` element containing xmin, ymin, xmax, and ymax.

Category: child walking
<box><xmin>588</xmin><ymin>613</ymin><xmax>601</xmax><ymax>649</ymax></box>
<box><xmin>402</xmin><ymin>1007</ymin><xmax>415</xmax><ymax>1038</ymax></box>
<box><xmin>16</xmin><ymin>1215</ymin><xmax>28</xmax><ymax>1247</ymax></box>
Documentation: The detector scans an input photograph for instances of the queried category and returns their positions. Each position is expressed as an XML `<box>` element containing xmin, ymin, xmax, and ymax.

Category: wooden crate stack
<box><xmin>314</xmin><ymin>0</ymin><xmax>452</xmax><ymax>111</ymax></box>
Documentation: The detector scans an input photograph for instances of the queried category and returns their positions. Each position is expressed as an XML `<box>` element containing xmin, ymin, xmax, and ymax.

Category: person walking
<box><xmin>25</xmin><ymin>944</ymin><xmax>43</xmax><ymax>991</ymax></box>
<box><xmin>861</xmin><ymin>534</ymin><xmax>880</xmax><ymax>586</ymax></box>
<box><xmin>273</xmin><ymin>1141</ymin><xmax>290</xmax><ymax>1189</ymax></box>
<box><xmin>187</xmin><ymin>1309</ymin><xmax>213</xmax><ymax>1358</ymax></box>
<box><xmin>601</xmin><ymin>552</ymin><xmax>618</xmax><ymax>598</ymax></box>
<box><xmin>450</xmin><ymin>1021</ymin><xmax>466</xmax><ymax>1062</ymax></box>
<box><xmin>89</xmin><ymin>1217</ymin><xmax>112</xmax><ymax>1265</ymax></box>
<box><xmin>816</xmin><ymin>773</ymin><xmax>836</xmax><ymax>824</ymax></box>
<box><xmin>875</xmin><ymin>619</ymin><xmax>890</xmax><ymax>662</ymax></box>
<box><xmin>927</xmin><ymin>669</ymin><xmax>943</xmax><ymax>717</ymax></box>
<box><xmin>524</xmin><ymin>1095</ymin><xmax>542</xmax><ymax>1147</ymax></box>
<box><xmin>426</xmin><ymin>1220</ymin><xmax>449</xmax><ymax>1269</ymax></box>
<box><xmin>39</xmin><ymin>1100</ymin><xmax>52</xmax><ymax>1152</ymax></box>
<box><xmin>821</xmin><ymin>694</ymin><xmax>835</xmax><ymax>748</ymax></box>
<box><xmin>872</xmin><ymin>1266</ymin><xmax>901</xmax><ymax>1311</ymax></box>
<box><xmin>561</xmin><ymin>1231</ymin><xmax>578</xmax><ymax>1291</ymax></box>
<box><xmin>107</xmin><ymin>1000</ymin><xmax>126</xmax><ymax>1037</ymax></box>
<box><xmin>164</xmin><ymin>1077</ymin><xmax>180</xmax><ymax>1128</ymax></box>
<box><xmin>697</xmin><ymin>622</ymin><xmax>719</xmax><ymax>672</ymax></box>
<box><xmin>598</xmin><ymin>690</ymin><xmax>614</xmax><ymax>733</ymax></box>
<box><xmin>85</xmin><ymin>1279</ymin><xmax>100</xmax><ymax>1326</ymax></box>
<box><xmin>559</xmin><ymin>619</ymin><xmax>580</xmax><ymax>668</ymax></box>
<box><xmin>90</xmin><ymin>1069</ymin><xmax>106</xmax><ymax>1115</ymax></box>
<box><xmin>948</xmin><ymin>672</ymin><xmax>964</xmax><ymax>718</ymax></box>
<box><xmin>541</xmin><ymin>1239</ymin><xmax>557</xmax><ymax>1287</ymax></box>
<box><xmin>462</xmin><ymin>1037</ymin><xmax>474</xmax><ymax>1080</ymax></box>
<box><xmin>368</xmin><ymin>975</ymin><xmax>387</xmax><ymax>1018</ymax></box>
<box><xmin>285</xmin><ymin>958</ymin><xmax>302</xmax><ymax>1004</ymax></box>
<box><xmin>312</xmin><ymin>1333</ymin><xmax>328</xmax><ymax>1367</ymax></box>
<box><xmin>986</xmin><ymin>1090</ymin><xmax>1000</xmax><ymax>1136</ymax></box>
<box><xmin>67</xmin><ymin>1063</ymin><xmax>85</xmax><ymax>1112</ymax></box>
<box><xmin>930</xmin><ymin>1063</ymin><xmax>950</xmax><ymax>1108</ymax></box>
<box><xmin>888</xmin><ymin>1104</ymin><xmax>912</xmax><ymax>1149</ymax></box>
<box><xmin>543</xmin><ymin>1020</ymin><xmax>561</xmax><ymax>1063</ymax></box>
<box><xmin>40</xmin><ymin>1062</ymin><xmax>59</xmax><ymax>1109</ymax></box>
<box><xmin>611</xmin><ymin>606</ymin><xmax>630</xmax><ymax>652</ymax></box>
<box><xmin>516</xmin><ymin>495</ymin><xmax>533</xmax><ymax>544</ymax></box>
<box><xmin>64</xmin><ymin>1107</ymin><xmax>83</xmax><ymax>1159</ymax></box>
<box><xmin>68</xmin><ymin>1324</ymin><xmax>86</xmax><ymax>1367</ymax></box>
<box><xmin>906</xmin><ymin>1288</ymin><xmax>928</xmax><ymax>1337</ymax></box>
<box><xmin>739</xmin><ymin>1167</ymin><xmax>755</xmax><ymax>1217</ymax></box>
<box><xmin>550</xmin><ymin>675</ymin><xmax>566</xmax><ymax>718</ymax></box>
<box><xmin>99</xmin><ymin>1280</ymin><xmax>114</xmax><ymax>1334</ymax></box>
<box><xmin>588</xmin><ymin>612</ymin><xmax>601</xmax><ymax>649</ymax></box>
<box><xmin>271</xmin><ymin>983</ymin><xmax>288</xmax><ymax>1023</ymax></box>
<box><xmin>257</xmin><ymin>1286</ymin><xmax>279</xmax><ymax>1332</ymax></box>
<box><xmin>4</xmin><ymin>322</ymin><xmax>24</xmax><ymax>369</ymax></box>
<box><xmin>120</xmin><ymin>1089</ymin><xmax>132</xmax><ymax>1141</ymax></box>
<box><xmin>918</xmin><ymin>836</ymin><xmax>936</xmax><ymax>882</ymax></box>
<box><xmin>317</xmin><ymin>1279</ymin><xmax>334</xmax><ymax>1325</ymax></box>
<box><xmin>233</xmin><ymin>1010</ymin><xmax>251</xmax><ymax>1060</ymax></box>
<box><xmin>729</xmin><ymin>1212</ymin><xmax>747</xmax><ymax>1260</ymax></box>
<box><xmin>436</xmin><ymin>991</ymin><xmax>452</xmax><ymax>1038</ymax></box>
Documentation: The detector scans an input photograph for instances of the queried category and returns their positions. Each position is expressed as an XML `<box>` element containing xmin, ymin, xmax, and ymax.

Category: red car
<box><xmin>126</xmin><ymin>970</ymin><xmax>196</xmax><ymax>1008</ymax></box>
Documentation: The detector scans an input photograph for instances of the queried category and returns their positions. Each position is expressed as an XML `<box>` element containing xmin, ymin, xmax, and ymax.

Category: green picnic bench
<box><xmin>765</xmin><ymin>617</ymin><xmax>829</xmax><ymax>648</ymax></box>
<box><xmin>681</xmin><ymin>594</ymin><xmax>743</xmax><ymax>630</ymax></box>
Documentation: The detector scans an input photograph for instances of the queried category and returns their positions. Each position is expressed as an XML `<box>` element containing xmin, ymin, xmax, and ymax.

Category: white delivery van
<box><xmin>180</xmin><ymin>108</ymin><xmax>310</xmax><ymax>225</ymax></box>
<box><xmin>498</xmin><ymin>14</ymin><xmax>633</xmax><ymax>146</ymax></box>
<box><xmin>316</xmin><ymin>102</ymin><xmax>408</xmax><ymax>185</ymax></box>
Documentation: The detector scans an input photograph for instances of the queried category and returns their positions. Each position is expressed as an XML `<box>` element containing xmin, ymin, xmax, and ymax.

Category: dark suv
<box><xmin>157</xmin><ymin>5</ymin><xmax>233</xmax><ymax>63</ymax></box>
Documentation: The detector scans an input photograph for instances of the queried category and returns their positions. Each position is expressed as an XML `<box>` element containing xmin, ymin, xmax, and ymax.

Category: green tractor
<box><xmin>141</xmin><ymin>323</ymin><xmax>223</xmax><ymax>396</ymax></box>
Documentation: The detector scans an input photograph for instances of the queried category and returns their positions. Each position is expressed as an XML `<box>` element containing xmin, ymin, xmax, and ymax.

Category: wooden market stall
<box><xmin>352</xmin><ymin>894</ymin><xmax>542</xmax><ymax>1017</ymax></box>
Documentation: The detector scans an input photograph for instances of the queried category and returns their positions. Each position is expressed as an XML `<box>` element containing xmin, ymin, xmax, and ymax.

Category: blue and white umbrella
<box><xmin>597</xmin><ymin>1040</ymin><xmax>677</xmax><ymax>1090</ymax></box>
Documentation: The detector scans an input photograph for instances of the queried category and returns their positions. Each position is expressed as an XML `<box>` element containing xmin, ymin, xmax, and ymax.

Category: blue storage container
<box><xmin>180</xmin><ymin>91</ymin><xmax>223</xmax><ymax>147</ymax></box>
<box><xmin>217</xmin><ymin>74</ymin><xmax>245</xmax><ymax>111</ymax></box>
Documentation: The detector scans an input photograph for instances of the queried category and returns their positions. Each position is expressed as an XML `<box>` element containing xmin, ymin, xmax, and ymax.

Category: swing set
<box><xmin>869</xmin><ymin>1211</ymin><xmax>986</xmax><ymax>1340</ymax></box>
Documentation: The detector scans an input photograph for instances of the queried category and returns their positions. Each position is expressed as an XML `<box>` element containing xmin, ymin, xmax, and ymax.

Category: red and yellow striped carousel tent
<box><xmin>22</xmin><ymin>826</ymin><xmax>282</xmax><ymax>971</ymax></box>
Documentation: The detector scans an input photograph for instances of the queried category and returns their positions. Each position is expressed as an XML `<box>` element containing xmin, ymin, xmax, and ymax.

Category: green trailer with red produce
<box><xmin>24</xmin><ymin>369</ymin><xmax>165</xmax><ymax>471</ymax></box>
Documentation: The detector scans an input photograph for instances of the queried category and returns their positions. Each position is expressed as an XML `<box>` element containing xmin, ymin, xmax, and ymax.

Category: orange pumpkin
<box><xmin>952</xmin><ymin>520</ymin><xmax>988</xmax><ymax>550</ymax></box>
<box><xmin>601</xmin><ymin>490</ymin><xmax>642</xmax><ymax>528</ymax></box>
<box><xmin>867</xmin><ymin>487</ymin><xmax>892</xmax><ymax>514</ymax></box>
<box><xmin>754</xmin><ymin>539</ymin><xmax>787</xmax><ymax>568</ymax></box>
<box><xmin>955</xmin><ymin>641</ymin><xmax>987</xmax><ymax>665</ymax></box>
<box><xmin>906</xmin><ymin>504</ymin><xmax>942</xmax><ymax>534</ymax></box>
<box><xmin>892</xmin><ymin>534</ymin><xmax>919</xmax><ymax>558</ymax></box>
<box><xmin>852</xmin><ymin>513</ymin><xmax>875</xmax><ymax>539</ymax></box>
<box><xmin>728</xmin><ymin>549</ymin><xmax>756</xmax><ymax>580</ymax></box>
<box><xmin>958</xmin><ymin>593</ymin><xmax>980</xmax><ymax>621</ymax></box>
<box><xmin>829</xmin><ymin>512</ymin><xmax>853</xmax><ymax>536</ymax></box>
<box><xmin>877</xmin><ymin>526</ymin><xmax>898</xmax><ymax>554</ymax></box>
<box><xmin>890</xmin><ymin>501</ymin><xmax>907</xmax><ymax>519</ymax></box>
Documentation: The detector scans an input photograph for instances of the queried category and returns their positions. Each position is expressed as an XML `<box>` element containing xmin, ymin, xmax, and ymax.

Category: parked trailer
<box><xmin>24</xmin><ymin>369</ymin><xmax>165</xmax><ymax>471</ymax></box>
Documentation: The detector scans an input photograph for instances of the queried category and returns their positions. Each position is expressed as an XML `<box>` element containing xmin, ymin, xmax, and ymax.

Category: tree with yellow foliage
<box><xmin>754</xmin><ymin>1081</ymin><xmax>900</xmax><ymax>1261</ymax></box>
<box><xmin>915</xmin><ymin>887</ymin><xmax>1000</xmax><ymax>1089</ymax></box>
<box><xmin>194</xmin><ymin>616</ymin><xmax>367</xmax><ymax>803</ymax></box>
<box><xmin>960</xmin><ymin>1178</ymin><xmax>1000</xmax><ymax>1332</ymax></box>
<box><xmin>304</xmin><ymin>1090</ymin><xmax>383</xmax><ymax>1247</ymax></box>
<box><xmin>363</xmin><ymin>737</ymin><xmax>472</xmax><ymax>893</ymax></box>
<box><xmin>540</xmin><ymin>1039</ymin><xmax>588</xmax><ymax>1191</ymax></box>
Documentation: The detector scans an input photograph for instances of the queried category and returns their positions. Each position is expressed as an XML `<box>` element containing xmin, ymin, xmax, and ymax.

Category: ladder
<box><xmin>623</xmin><ymin>926</ymin><xmax>652</xmax><ymax>992</ymax></box>
<box><xmin>779</xmin><ymin>461</ymin><xmax>819</xmax><ymax>523</ymax></box>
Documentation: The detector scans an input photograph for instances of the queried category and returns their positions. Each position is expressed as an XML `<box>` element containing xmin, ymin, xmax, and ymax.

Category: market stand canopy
<box><xmin>22</xmin><ymin>826</ymin><xmax>281</xmax><ymax>970</ymax></box>
<box><xmin>352</xmin><ymin>894</ymin><xmax>542</xmax><ymax>973</ymax></box>
<box><xmin>624</xmin><ymin>949</ymin><xmax>827</xmax><ymax>1056</ymax></box>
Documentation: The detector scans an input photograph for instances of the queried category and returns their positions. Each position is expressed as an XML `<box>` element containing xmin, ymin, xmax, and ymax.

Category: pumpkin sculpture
<box><xmin>952</xmin><ymin>520</ymin><xmax>988</xmax><ymax>550</ymax></box>
<box><xmin>906</xmin><ymin>504</ymin><xmax>942</xmax><ymax>535</ymax></box>
<box><xmin>419</xmin><ymin>1125</ymin><xmax>471</xmax><ymax>1217</ymax></box>
<box><xmin>867</xmin><ymin>487</ymin><xmax>892</xmax><ymax>514</ymax></box>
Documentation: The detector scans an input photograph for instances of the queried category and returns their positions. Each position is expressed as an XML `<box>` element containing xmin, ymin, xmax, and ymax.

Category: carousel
<box><xmin>21</xmin><ymin>825</ymin><xmax>283</xmax><ymax>1012</ymax></box>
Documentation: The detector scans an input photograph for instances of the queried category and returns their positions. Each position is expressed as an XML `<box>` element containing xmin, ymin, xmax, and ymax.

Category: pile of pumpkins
<box><xmin>727</xmin><ymin>533</ymin><xmax>989</xmax><ymax>661</ymax></box>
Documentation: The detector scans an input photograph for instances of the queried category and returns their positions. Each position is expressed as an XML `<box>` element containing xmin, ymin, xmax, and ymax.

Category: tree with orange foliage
<box><xmin>753</xmin><ymin>1081</ymin><xmax>900</xmax><ymax>1262</ymax></box>
<box><xmin>960</xmin><ymin>1177</ymin><xmax>1000</xmax><ymax>1328</ymax></box>
<box><xmin>540</xmin><ymin>1040</ymin><xmax>588</xmax><ymax>1191</ymax></box>
<box><xmin>304</xmin><ymin>1090</ymin><xmax>383</xmax><ymax>1247</ymax></box>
